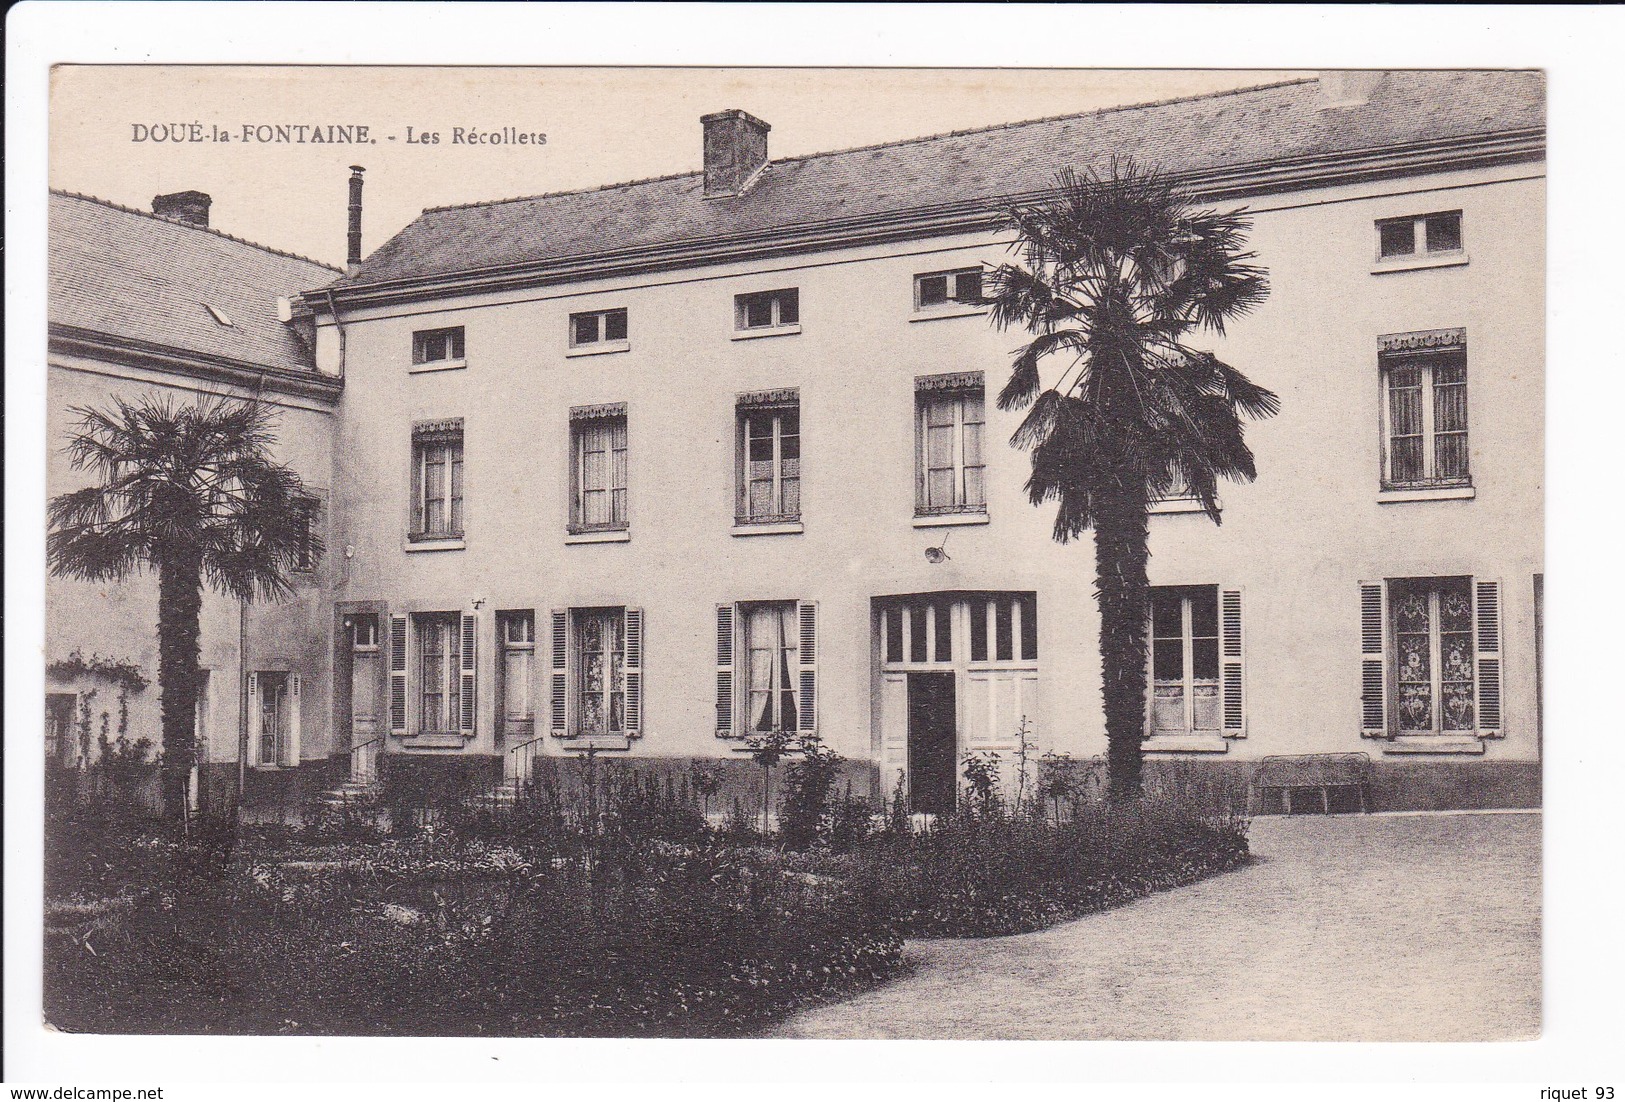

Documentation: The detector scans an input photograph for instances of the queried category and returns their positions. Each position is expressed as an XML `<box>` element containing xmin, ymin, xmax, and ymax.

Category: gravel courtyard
<box><xmin>774</xmin><ymin>811</ymin><xmax>1541</xmax><ymax>1041</ymax></box>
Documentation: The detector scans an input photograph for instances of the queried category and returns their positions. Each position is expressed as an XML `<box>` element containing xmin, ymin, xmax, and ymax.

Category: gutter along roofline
<box><xmin>49</xmin><ymin>323</ymin><xmax>344</xmax><ymax>404</ymax></box>
<box><xmin>303</xmin><ymin>127</ymin><xmax>1544</xmax><ymax>315</ymax></box>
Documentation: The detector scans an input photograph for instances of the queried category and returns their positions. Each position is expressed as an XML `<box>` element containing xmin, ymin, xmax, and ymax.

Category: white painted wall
<box><xmin>323</xmin><ymin>160</ymin><xmax>1544</xmax><ymax>772</ymax></box>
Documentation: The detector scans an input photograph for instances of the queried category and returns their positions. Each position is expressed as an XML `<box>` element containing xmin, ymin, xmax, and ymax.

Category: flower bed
<box><xmin>847</xmin><ymin>801</ymin><xmax>1250</xmax><ymax>938</ymax></box>
<box><xmin>44</xmin><ymin>830</ymin><xmax>903</xmax><ymax>1038</ymax></box>
<box><xmin>43</xmin><ymin>749</ymin><xmax>1248</xmax><ymax>1036</ymax></box>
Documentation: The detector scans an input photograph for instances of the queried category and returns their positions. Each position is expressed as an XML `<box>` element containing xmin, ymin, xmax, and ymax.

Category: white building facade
<box><xmin>274</xmin><ymin>71</ymin><xmax>1545</xmax><ymax>810</ymax></box>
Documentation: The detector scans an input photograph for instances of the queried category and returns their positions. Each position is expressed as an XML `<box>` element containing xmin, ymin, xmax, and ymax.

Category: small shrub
<box><xmin>778</xmin><ymin>734</ymin><xmax>843</xmax><ymax>850</ymax></box>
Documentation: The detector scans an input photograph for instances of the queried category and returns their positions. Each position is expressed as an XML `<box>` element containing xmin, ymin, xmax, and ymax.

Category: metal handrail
<box><xmin>349</xmin><ymin>734</ymin><xmax>385</xmax><ymax>782</ymax></box>
<box><xmin>507</xmin><ymin>732</ymin><xmax>550</xmax><ymax>790</ymax></box>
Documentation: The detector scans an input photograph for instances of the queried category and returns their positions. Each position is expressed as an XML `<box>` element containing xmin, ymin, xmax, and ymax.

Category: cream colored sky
<box><xmin>50</xmin><ymin>66</ymin><xmax>1299</xmax><ymax>269</ymax></box>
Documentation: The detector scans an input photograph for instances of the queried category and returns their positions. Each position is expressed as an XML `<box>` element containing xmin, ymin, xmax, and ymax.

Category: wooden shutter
<box><xmin>1220</xmin><ymin>587</ymin><xmax>1246</xmax><ymax>737</ymax></box>
<box><xmin>281</xmin><ymin>674</ymin><xmax>303</xmax><ymax>766</ymax></box>
<box><xmin>1360</xmin><ymin>581</ymin><xmax>1389</xmax><ymax>738</ymax></box>
<box><xmin>715</xmin><ymin>604</ymin><xmax>735</xmax><ymax>738</ymax></box>
<box><xmin>388</xmin><ymin>614</ymin><xmax>408</xmax><ymax>735</ymax></box>
<box><xmin>797</xmin><ymin>601</ymin><xmax>818</xmax><ymax>734</ymax></box>
<box><xmin>1475</xmin><ymin>579</ymin><xmax>1504</xmax><ymax>738</ymax></box>
<box><xmin>459</xmin><ymin>611</ymin><xmax>477</xmax><ymax>737</ymax></box>
<box><xmin>548</xmin><ymin>609</ymin><xmax>568</xmax><ymax>738</ymax></box>
<box><xmin>247</xmin><ymin>672</ymin><xmax>261</xmax><ymax>762</ymax></box>
<box><xmin>623</xmin><ymin>607</ymin><xmax>644</xmax><ymax>737</ymax></box>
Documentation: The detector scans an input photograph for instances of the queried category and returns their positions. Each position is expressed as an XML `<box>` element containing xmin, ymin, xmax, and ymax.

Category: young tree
<box><xmin>985</xmin><ymin>161</ymin><xmax>1279</xmax><ymax>800</ymax></box>
<box><xmin>48</xmin><ymin>396</ymin><xmax>320</xmax><ymax>822</ymax></box>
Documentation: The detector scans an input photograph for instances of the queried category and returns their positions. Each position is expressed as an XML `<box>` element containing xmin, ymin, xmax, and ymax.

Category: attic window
<box><xmin>202</xmin><ymin>303</ymin><xmax>234</xmax><ymax>328</ymax></box>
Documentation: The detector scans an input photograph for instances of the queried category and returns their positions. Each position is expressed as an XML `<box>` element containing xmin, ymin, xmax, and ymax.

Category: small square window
<box><xmin>569</xmin><ymin>308</ymin><xmax>629</xmax><ymax>348</ymax></box>
<box><xmin>412</xmin><ymin>326</ymin><xmax>465</xmax><ymax>365</ymax></box>
<box><xmin>914</xmin><ymin>268</ymin><xmax>983</xmax><ymax>311</ymax></box>
<box><xmin>735</xmin><ymin>289</ymin><xmax>799</xmax><ymax>331</ymax></box>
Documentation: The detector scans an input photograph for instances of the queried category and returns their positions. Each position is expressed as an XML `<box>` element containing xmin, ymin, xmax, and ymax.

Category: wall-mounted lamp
<box><xmin>924</xmin><ymin>530</ymin><xmax>952</xmax><ymax>564</ymax></box>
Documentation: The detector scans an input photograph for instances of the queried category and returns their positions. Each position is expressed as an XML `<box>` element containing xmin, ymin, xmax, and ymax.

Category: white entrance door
<box><xmin>877</xmin><ymin>593</ymin><xmax>1040</xmax><ymax>808</ymax></box>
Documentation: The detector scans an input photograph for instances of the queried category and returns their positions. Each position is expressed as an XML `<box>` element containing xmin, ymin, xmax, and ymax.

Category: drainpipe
<box><xmin>237</xmin><ymin>371</ymin><xmax>268</xmax><ymax>795</ymax></box>
<box><xmin>323</xmin><ymin>287</ymin><xmax>348</xmax><ymax>377</ymax></box>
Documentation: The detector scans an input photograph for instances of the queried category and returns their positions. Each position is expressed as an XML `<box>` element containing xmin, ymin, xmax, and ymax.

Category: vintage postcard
<box><xmin>35</xmin><ymin>57</ymin><xmax>1544</xmax><ymax>1053</ymax></box>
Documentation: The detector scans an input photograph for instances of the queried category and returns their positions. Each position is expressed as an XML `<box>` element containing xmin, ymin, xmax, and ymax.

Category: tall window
<box><xmin>416</xmin><ymin>613</ymin><xmax>462</xmax><ymax>732</ymax></box>
<box><xmin>573</xmin><ymin>608</ymin><xmax>626</xmax><ymax>736</ymax></box>
<box><xmin>411</xmin><ymin>421</ymin><xmax>464</xmax><ymax>539</ymax></box>
<box><xmin>734</xmin><ymin>288</ymin><xmax>799</xmax><ymax>331</ymax></box>
<box><xmin>412</xmin><ymin>326</ymin><xmax>465</xmax><ymax>365</ymax></box>
<box><xmin>293</xmin><ymin>491</ymin><xmax>325</xmax><ymax>572</ymax></box>
<box><xmin>743</xmin><ymin>602</ymin><xmax>799</xmax><ymax>733</ymax></box>
<box><xmin>914</xmin><ymin>268</ymin><xmax>983</xmax><ymax>311</ymax></box>
<box><xmin>1392</xmin><ymin>578</ymin><xmax>1476</xmax><ymax>735</ymax></box>
<box><xmin>1380</xmin><ymin>336</ymin><xmax>1469</xmax><ymax>489</ymax></box>
<box><xmin>736</xmin><ymin>394</ymin><xmax>801</xmax><ymax>524</ymax></box>
<box><xmin>570</xmin><ymin>406</ymin><xmax>629</xmax><ymax>532</ymax></box>
<box><xmin>1149</xmin><ymin>587</ymin><xmax>1221</xmax><ymax>736</ymax></box>
<box><xmin>916</xmin><ymin>375</ymin><xmax>986</xmax><ymax>515</ymax></box>
<box><xmin>570</xmin><ymin>308</ymin><xmax>629</xmax><ymax>348</ymax></box>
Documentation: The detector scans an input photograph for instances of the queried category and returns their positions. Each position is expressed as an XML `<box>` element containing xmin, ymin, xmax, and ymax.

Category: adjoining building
<box><xmin>49</xmin><ymin>71</ymin><xmax>1545</xmax><ymax>813</ymax></box>
<box><xmin>46</xmin><ymin>189</ymin><xmax>341</xmax><ymax>805</ymax></box>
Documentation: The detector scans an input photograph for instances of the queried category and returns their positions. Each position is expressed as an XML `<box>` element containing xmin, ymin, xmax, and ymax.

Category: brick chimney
<box><xmin>346</xmin><ymin>165</ymin><xmax>365</xmax><ymax>275</ymax></box>
<box><xmin>1318</xmin><ymin>71</ymin><xmax>1384</xmax><ymax>110</ymax></box>
<box><xmin>701</xmin><ymin>110</ymin><xmax>770</xmax><ymax>199</ymax></box>
<box><xmin>152</xmin><ymin>190</ymin><xmax>211</xmax><ymax>228</ymax></box>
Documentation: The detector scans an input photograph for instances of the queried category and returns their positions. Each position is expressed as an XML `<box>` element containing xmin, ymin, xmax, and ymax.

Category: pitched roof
<box><xmin>341</xmin><ymin>70</ymin><xmax>1543</xmax><ymax>293</ymax></box>
<box><xmin>50</xmin><ymin>191</ymin><xmax>340</xmax><ymax>373</ymax></box>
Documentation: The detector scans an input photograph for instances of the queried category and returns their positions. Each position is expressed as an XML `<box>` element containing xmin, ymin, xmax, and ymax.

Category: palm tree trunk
<box><xmin>157</xmin><ymin>551</ymin><xmax>204</xmax><ymax>823</ymax></box>
<box><xmin>1093</xmin><ymin>483</ymin><xmax>1151</xmax><ymax>801</ymax></box>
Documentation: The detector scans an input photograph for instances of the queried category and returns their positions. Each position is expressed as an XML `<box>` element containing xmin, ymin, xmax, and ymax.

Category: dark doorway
<box><xmin>908</xmin><ymin>672</ymin><xmax>957</xmax><ymax>815</ymax></box>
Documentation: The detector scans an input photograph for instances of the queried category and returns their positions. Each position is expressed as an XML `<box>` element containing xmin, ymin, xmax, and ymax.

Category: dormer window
<box><xmin>411</xmin><ymin>326</ymin><xmax>466</xmax><ymax>371</ymax></box>
<box><xmin>567</xmin><ymin>308</ymin><xmax>630</xmax><ymax>357</ymax></box>
<box><xmin>732</xmin><ymin>289</ymin><xmax>800</xmax><ymax>339</ymax></box>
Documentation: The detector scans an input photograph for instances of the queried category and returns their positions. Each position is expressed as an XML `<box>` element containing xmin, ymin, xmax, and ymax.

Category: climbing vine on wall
<box><xmin>47</xmin><ymin>649</ymin><xmax>150</xmax><ymax>693</ymax></box>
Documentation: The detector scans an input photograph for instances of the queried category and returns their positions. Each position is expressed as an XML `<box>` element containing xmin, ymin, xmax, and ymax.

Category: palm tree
<box><xmin>985</xmin><ymin>161</ymin><xmax>1279</xmax><ymax>800</ymax></box>
<box><xmin>48</xmin><ymin>396</ymin><xmax>320</xmax><ymax>822</ymax></box>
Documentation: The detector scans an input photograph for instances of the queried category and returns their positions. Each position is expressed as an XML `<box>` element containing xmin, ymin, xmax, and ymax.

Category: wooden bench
<box><xmin>1249</xmin><ymin>753</ymin><xmax>1373</xmax><ymax>815</ymax></box>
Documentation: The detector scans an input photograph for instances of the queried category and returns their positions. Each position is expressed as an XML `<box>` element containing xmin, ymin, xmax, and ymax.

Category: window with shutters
<box><xmin>569</xmin><ymin>406</ymin><xmax>629</xmax><ymax>534</ymax></box>
<box><xmin>735</xmin><ymin>392</ymin><xmax>801</xmax><ymax>528</ymax></box>
<box><xmin>415</xmin><ymin>613</ymin><xmax>462</xmax><ymax>733</ymax></box>
<box><xmin>547</xmin><ymin>607</ymin><xmax>641</xmax><ymax>742</ymax></box>
<box><xmin>410</xmin><ymin>420</ymin><xmax>464</xmax><ymax>541</ymax></box>
<box><xmin>716</xmin><ymin>600</ymin><xmax>816</xmax><ymax>737</ymax></box>
<box><xmin>1380</xmin><ymin>337</ymin><xmax>1470</xmax><ymax>492</ymax></box>
<box><xmin>1361</xmin><ymin>576</ymin><xmax>1502</xmax><ymax>744</ymax></box>
<box><xmin>1148</xmin><ymin>587</ymin><xmax>1221</xmax><ymax>737</ymax></box>
<box><xmin>572</xmin><ymin>608</ymin><xmax>628</xmax><ymax>736</ymax></box>
<box><xmin>743</xmin><ymin>603</ymin><xmax>799</xmax><ymax>734</ymax></box>
<box><xmin>1144</xmin><ymin>586</ymin><xmax>1245</xmax><ymax>745</ymax></box>
<box><xmin>1392</xmin><ymin>577</ymin><xmax>1476</xmax><ymax>735</ymax></box>
<box><xmin>915</xmin><ymin>374</ymin><xmax>986</xmax><ymax>517</ymax></box>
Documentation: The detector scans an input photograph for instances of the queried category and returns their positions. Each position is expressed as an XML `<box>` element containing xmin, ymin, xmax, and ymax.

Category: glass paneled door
<box><xmin>257</xmin><ymin>672</ymin><xmax>288</xmax><ymax>766</ymax></box>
